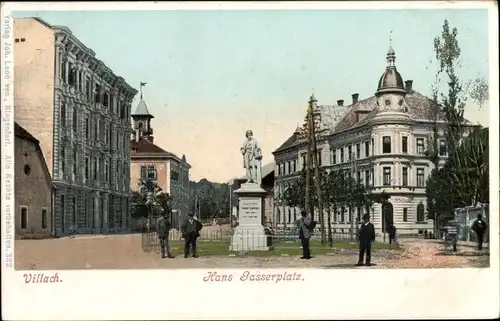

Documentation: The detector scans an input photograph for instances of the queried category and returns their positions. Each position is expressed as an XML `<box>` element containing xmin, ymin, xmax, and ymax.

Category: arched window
<box><xmin>416</xmin><ymin>203</ymin><xmax>425</xmax><ymax>222</ymax></box>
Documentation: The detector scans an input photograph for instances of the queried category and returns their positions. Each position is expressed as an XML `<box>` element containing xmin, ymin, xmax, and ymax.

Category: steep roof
<box><xmin>314</xmin><ymin>104</ymin><xmax>350</xmax><ymax>132</ymax></box>
<box><xmin>131</xmin><ymin>138</ymin><xmax>172</xmax><ymax>155</ymax></box>
<box><xmin>273</xmin><ymin>102</ymin><xmax>348</xmax><ymax>154</ymax></box>
<box><xmin>130</xmin><ymin>138</ymin><xmax>191</xmax><ymax>167</ymax></box>
<box><xmin>132</xmin><ymin>98</ymin><xmax>154</xmax><ymax>117</ymax></box>
<box><xmin>333</xmin><ymin>95</ymin><xmax>378</xmax><ymax>132</ymax></box>
<box><xmin>333</xmin><ymin>90</ymin><xmax>473</xmax><ymax>133</ymax></box>
<box><xmin>273</xmin><ymin>132</ymin><xmax>300</xmax><ymax>154</ymax></box>
<box><xmin>15</xmin><ymin>122</ymin><xmax>39</xmax><ymax>144</ymax></box>
<box><xmin>15</xmin><ymin>122</ymin><xmax>52</xmax><ymax>181</ymax></box>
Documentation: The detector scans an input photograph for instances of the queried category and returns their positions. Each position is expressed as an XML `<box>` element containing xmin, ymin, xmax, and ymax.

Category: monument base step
<box><xmin>230</xmin><ymin>226</ymin><xmax>270</xmax><ymax>252</ymax></box>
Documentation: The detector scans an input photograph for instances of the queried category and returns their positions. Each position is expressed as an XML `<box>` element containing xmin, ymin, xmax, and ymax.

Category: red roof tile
<box><xmin>130</xmin><ymin>138</ymin><xmax>174</xmax><ymax>156</ymax></box>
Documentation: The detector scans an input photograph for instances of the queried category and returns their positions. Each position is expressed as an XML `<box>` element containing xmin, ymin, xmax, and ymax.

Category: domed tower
<box><xmin>374</xmin><ymin>45</ymin><xmax>409</xmax><ymax>116</ymax></box>
<box><xmin>131</xmin><ymin>83</ymin><xmax>154</xmax><ymax>141</ymax></box>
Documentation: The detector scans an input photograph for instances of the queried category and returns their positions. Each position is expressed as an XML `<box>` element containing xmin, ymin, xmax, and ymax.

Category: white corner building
<box><xmin>273</xmin><ymin>45</ymin><xmax>475</xmax><ymax>236</ymax></box>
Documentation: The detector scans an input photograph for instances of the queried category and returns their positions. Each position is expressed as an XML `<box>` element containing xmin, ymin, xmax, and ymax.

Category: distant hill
<box><xmin>189</xmin><ymin>178</ymin><xmax>229</xmax><ymax>219</ymax></box>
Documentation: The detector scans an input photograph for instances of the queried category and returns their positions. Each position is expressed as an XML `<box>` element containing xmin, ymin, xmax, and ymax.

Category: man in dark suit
<box><xmin>472</xmin><ymin>214</ymin><xmax>488</xmax><ymax>251</ymax></box>
<box><xmin>357</xmin><ymin>214</ymin><xmax>375</xmax><ymax>266</ymax></box>
<box><xmin>181</xmin><ymin>213</ymin><xmax>203</xmax><ymax>258</ymax></box>
<box><xmin>388</xmin><ymin>225</ymin><xmax>396</xmax><ymax>247</ymax></box>
<box><xmin>156</xmin><ymin>210</ymin><xmax>174</xmax><ymax>259</ymax></box>
<box><xmin>296</xmin><ymin>210</ymin><xmax>314</xmax><ymax>260</ymax></box>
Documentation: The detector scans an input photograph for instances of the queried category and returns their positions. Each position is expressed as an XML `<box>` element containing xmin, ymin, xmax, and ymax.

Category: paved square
<box><xmin>15</xmin><ymin>234</ymin><xmax>489</xmax><ymax>270</ymax></box>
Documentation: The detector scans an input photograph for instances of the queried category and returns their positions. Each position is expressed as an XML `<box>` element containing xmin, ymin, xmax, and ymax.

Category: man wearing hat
<box><xmin>296</xmin><ymin>210</ymin><xmax>315</xmax><ymax>259</ymax></box>
<box><xmin>181</xmin><ymin>212</ymin><xmax>203</xmax><ymax>258</ymax></box>
<box><xmin>156</xmin><ymin>210</ymin><xmax>174</xmax><ymax>259</ymax></box>
<box><xmin>472</xmin><ymin>214</ymin><xmax>488</xmax><ymax>251</ymax></box>
<box><xmin>357</xmin><ymin>214</ymin><xmax>375</xmax><ymax>266</ymax></box>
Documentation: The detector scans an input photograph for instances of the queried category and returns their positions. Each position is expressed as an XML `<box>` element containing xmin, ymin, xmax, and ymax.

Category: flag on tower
<box><xmin>139</xmin><ymin>82</ymin><xmax>147</xmax><ymax>98</ymax></box>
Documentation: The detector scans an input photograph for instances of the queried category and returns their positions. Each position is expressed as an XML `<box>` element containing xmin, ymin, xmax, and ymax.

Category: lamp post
<box><xmin>229</xmin><ymin>182</ymin><xmax>232</xmax><ymax>228</ymax></box>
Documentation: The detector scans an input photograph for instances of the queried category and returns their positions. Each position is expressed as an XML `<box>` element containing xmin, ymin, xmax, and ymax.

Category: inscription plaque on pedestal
<box><xmin>238</xmin><ymin>198</ymin><xmax>261</xmax><ymax>225</ymax></box>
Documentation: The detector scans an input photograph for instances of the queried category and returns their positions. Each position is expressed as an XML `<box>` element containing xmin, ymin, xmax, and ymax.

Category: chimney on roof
<box><xmin>337</xmin><ymin>99</ymin><xmax>344</xmax><ymax>106</ymax></box>
<box><xmin>405</xmin><ymin>80</ymin><xmax>413</xmax><ymax>93</ymax></box>
<box><xmin>352</xmin><ymin>93</ymin><xmax>359</xmax><ymax>104</ymax></box>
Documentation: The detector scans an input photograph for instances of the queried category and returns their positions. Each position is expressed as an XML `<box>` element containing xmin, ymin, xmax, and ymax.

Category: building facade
<box><xmin>14</xmin><ymin>17</ymin><xmax>138</xmax><ymax>236</ymax></box>
<box><xmin>273</xmin><ymin>103</ymin><xmax>348</xmax><ymax>228</ymax></box>
<box><xmin>15</xmin><ymin>123</ymin><xmax>53</xmax><ymax>239</ymax></box>
<box><xmin>130</xmin><ymin>95</ymin><xmax>191</xmax><ymax>222</ymax></box>
<box><xmin>273</xmin><ymin>46</ymin><xmax>474</xmax><ymax>235</ymax></box>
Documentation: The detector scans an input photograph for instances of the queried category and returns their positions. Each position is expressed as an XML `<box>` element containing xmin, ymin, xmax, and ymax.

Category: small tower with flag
<box><xmin>132</xmin><ymin>81</ymin><xmax>155</xmax><ymax>142</ymax></box>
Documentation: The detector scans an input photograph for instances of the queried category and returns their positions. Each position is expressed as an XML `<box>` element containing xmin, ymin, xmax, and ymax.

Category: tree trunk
<box><xmin>327</xmin><ymin>206</ymin><xmax>333</xmax><ymax>248</ymax></box>
<box><xmin>304</xmin><ymin>119</ymin><xmax>312</xmax><ymax>222</ymax></box>
<box><xmin>431</xmin><ymin>101</ymin><xmax>440</xmax><ymax>237</ymax></box>
<box><xmin>309</xmin><ymin>107</ymin><xmax>326</xmax><ymax>244</ymax></box>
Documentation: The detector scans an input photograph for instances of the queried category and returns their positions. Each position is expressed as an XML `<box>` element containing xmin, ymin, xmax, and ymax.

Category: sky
<box><xmin>12</xmin><ymin>7</ymin><xmax>491</xmax><ymax>183</ymax></box>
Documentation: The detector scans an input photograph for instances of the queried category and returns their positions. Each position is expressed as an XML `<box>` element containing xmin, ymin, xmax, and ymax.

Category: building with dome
<box><xmin>273</xmin><ymin>45</ymin><xmax>474</xmax><ymax>235</ymax></box>
<box><xmin>129</xmin><ymin>90</ymin><xmax>191</xmax><ymax>225</ymax></box>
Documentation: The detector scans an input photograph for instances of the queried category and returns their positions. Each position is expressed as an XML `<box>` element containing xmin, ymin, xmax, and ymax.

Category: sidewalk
<box><xmin>430</xmin><ymin>239</ymin><xmax>489</xmax><ymax>249</ymax></box>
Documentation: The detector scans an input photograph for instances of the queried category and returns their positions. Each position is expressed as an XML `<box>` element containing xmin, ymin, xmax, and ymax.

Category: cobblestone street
<box><xmin>15</xmin><ymin>234</ymin><xmax>489</xmax><ymax>270</ymax></box>
<box><xmin>154</xmin><ymin>238</ymin><xmax>489</xmax><ymax>269</ymax></box>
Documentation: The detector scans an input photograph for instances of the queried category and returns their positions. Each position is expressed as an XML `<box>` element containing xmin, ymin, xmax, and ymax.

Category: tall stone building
<box><xmin>130</xmin><ymin>92</ymin><xmax>191</xmax><ymax>224</ymax></box>
<box><xmin>14</xmin><ymin>17</ymin><xmax>138</xmax><ymax>236</ymax></box>
<box><xmin>273</xmin><ymin>45</ymin><xmax>475</xmax><ymax>235</ymax></box>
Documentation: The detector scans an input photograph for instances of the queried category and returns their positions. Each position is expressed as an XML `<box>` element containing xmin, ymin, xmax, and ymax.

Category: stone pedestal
<box><xmin>230</xmin><ymin>183</ymin><xmax>270</xmax><ymax>252</ymax></box>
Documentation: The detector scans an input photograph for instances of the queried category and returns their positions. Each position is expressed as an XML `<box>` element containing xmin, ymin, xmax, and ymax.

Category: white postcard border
<box><xmin>1</xmin><ymin>1</ymin><xmax>499</xmax><ymax>320</ymax></box>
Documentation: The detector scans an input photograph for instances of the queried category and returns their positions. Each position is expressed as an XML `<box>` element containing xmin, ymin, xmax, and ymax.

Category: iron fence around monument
<box><xmin>141</xmin><ymin>222</ymin><xmax>359</xmax><ymax>253</ymax></box>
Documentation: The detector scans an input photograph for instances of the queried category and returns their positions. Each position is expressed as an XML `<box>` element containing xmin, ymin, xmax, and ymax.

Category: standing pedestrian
<box><xmin>357</xmin><ymin>214</ymin><xmax>375</xmax><ymax>266</ymax></box>
<box><xmin>445</xmin><ymin>219</ymin><xmax>460</xmax><ymax>252</ymax></box>
<box><xmin>296</xmin><ymin>210</ymin><xmax>315</xmax><ymax>259</ymax></box>
<box><xmin>471</xmin><ymin>214</ymin><xmax>488</xmax><ymax>251</ymax></box>
<box><xmin>181</xmin><ymin>213</ymin><xmax>203</xmax><ymax>258</ymax></box>
<box><xmin>388</xmin><ymin>225</ymin><xmax>396</xmax><ymax>247</ymax></box>
<box><xmin>156</xmin><ymin>210</ymin><xmax>174</xmax><ymax>259</ymax></box>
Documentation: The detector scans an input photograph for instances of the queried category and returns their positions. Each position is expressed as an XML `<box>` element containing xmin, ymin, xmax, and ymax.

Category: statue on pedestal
<box><xmin>240</xmin><ymin>129</ymin><xmax>263</xmax><ymax>185</ymax></box>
